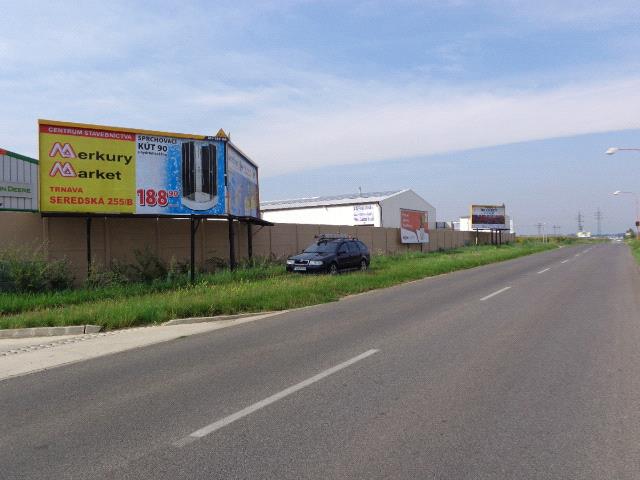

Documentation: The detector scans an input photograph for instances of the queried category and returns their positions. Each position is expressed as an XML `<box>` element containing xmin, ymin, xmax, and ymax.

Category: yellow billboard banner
<box><xmin>39</xmin><ymin>123</ymin><xmax>136</xmax><ymax>213</ymax></box>
<box><xmin>38</xmin><ymin>119</ymin><xmax>237</xmax><ymax>217</ymax></box>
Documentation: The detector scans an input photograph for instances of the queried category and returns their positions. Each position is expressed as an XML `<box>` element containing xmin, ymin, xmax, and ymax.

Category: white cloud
<box><xmin>1</xmin><ymin>0</ymin><xmax>640</xmax><ymax>176</ymax></box>
<box><xmin>234</xmin><ymin>76</ymin><xmax>640</xmax><ymax>176</ymax></box>
<box><xmin>488</xmin><ymin>0</ymin><xmax>640</xmax><ymax>29</ymax></box>
<box><xmin>2</xmin><ymin>56</ymin><xmax>640</xmax><ymax>177</ymax></box>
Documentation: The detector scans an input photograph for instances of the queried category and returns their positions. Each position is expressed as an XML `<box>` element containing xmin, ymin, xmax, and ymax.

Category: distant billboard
<box><xmin>471</xmin><ymin>205</ymin><xmax>506</xmax><ymax>230</ymax></box>
<box><xmin>400</xmin><ymin>209</ymin><xmax>429</xmax><ymax>243</ymax></box>
<box><xmin>38</xmin><ymin>120</ymin><xmax>260</xmax><ymax>219</ymax></box>
<box><xmin>0</xmin><ymin>148</ymin><xmax>38</xmax><ymax>212</ymax></box>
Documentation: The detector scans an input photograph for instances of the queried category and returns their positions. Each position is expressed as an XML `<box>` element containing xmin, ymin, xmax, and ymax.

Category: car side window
<box><xmin>337</xmin><ymin>243</ymin><xmax>348</xmax><ymax>254</ymax></box>
<box><xmin>347</xmin><ymin>242</ymin><xmax>359</xmax><ymax>254</ymax></box>
<box><xmin>357</xmin><ymin>241</ymin><xmax>368</xmax><ymax>253</ymax></box>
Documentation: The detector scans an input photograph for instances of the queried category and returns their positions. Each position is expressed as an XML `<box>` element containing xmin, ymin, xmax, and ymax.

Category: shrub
<box><xmin>43</xmin><ymin>259</ymin><xmax>75</xmax><ymax>291</ymax></box>
<box><xmin>86</xmin><ymin>250</ymin><xmax>192</xmax><ymax>286</ymax></box>
<box><xmin>0</xmin><ymin>247</ymin><xmax>74</xmax><ymax>293</ymax></box>
<box><xmin>167</xmin><ymin>256</ymin><xmax>190</xmax><ymax>281</ymax></box>
<box><xmin>203</xmin><ymin>256</ymin><xmax>227</xmax><ymax>272</ymax></box>
<box><xmin>86</xmin><ymin>261</ymin><xmax>128</xmax><ymax>288</ymax></box>
<box><xmin>121</xmin><ymin>247</ymin><xmax>168</xmax><ymax>283</ymax></box>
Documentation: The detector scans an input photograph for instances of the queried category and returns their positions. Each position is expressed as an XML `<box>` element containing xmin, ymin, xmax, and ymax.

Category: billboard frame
<box><xmin>225</xmin><ymin>141</ymin><xmax>260</xmax><ymax>219</ymax></box>
<box><xmin>38</xmin><ymin>119</ymin><xmax>262</xmax><ymax>220</ymax></box>
<box><xmin>470</xmin><ymin>204</ymin><xmax>507</xmax><ymax>230</ymax></box>
<box><xmin>400</xmin><ymin>208</ymin><xmax>429</xmax><ymax>245</ymax></box>
<box><xmin>38</xmin><ymin>119</ymin><xmax>270</xmax><ymax>280</ymax></box>
<box><xmin>469</xmin><ymin>204</ymin><xmax>509</xmax><ymax>246</ymax></box>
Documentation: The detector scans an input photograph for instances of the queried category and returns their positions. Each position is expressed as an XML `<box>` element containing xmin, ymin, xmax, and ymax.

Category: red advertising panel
<box><xmin>400</xmin><ymin>209</ymin><xmax>429</xmax><ymax>243</ymax></box>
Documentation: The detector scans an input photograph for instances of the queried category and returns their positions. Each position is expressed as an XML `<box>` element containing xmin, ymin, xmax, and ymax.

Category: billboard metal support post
<box><xmin>247</xmin><ymin>223</ymin><xmax>253</xmax><ymax>260</ymax></box>
<box><xmin>86</xmin><ymin>217</ymin><xmax>92</xmax><ymax>277</ymax></box>
<box><xmin>190</xmin><ymin>216</ymin><xmax>201</xmax><ymax>284</ymax></box>
<box><xmin>228</xmin><ymin>216</ymin><xmax>236</xmax><ymax>270</ymax></box>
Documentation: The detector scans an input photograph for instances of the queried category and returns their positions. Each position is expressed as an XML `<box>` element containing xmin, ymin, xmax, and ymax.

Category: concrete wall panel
<box><xmin>0</xmin><ymin>212</ymin><xmax>43</xmax><ymax>250</ymax></box>
<box><xmin>1</xmin><ymin>212</ymin><xmax>519</xmax><ymax>282</ymax></box>
<box><xmin>269</xmin><ymin>224</ymin><xmax>298</xmax><ymax>259</ymax></box>
<box><xmin>371</xmin><ymin>227</ymin><xmax>387</xmax><ymax>255</ymax></box>
<box><xmin>108</xmin><ymin>218</ymin><xmax>157</xmax><ymax>265</ymax></box>
<box><xmin>385</xmin><ymin>228</ymin><xmax>400</xmax><ymax>254</ymax></box>
<box><xmin>202</xmin><ymin>220</ymin><xmax>230</xmax><ymax>262</ymax></box>
<box><xmin>296</xmin><ymin>224</ymin><xmax>320</xmax><ymax>252</ymax></box>
<box><xmin>251</xmin><ymin>224</ymin><xmax>271</xmax><ymax>259</ymax></box>
<box><xmin>355</xmin><ymin>226</ymin><xmax>374</xmax><ymax>252</ymax></box>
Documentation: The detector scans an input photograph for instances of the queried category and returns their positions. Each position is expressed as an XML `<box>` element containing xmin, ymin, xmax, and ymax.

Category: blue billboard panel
<box><xmin>227</xmin><ymin>144</ymin><xmax>259</xmax><ymax>218</ymax></box>
<box><xmin>136</xmin><ymin>136</ymin><xmax>226</xmax><ymax>215</ymax></box>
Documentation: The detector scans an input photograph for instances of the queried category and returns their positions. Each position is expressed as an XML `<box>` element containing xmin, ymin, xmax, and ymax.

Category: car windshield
<box><xmin>303</xmin><ymin>242</ymin><xmax>338</xmax><ymax>254</ymax></box>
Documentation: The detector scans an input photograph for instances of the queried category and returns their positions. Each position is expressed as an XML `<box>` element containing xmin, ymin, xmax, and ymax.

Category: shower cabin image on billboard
<box><xmin>181</xmin><ymin>141</ymin><xmax>218</xmax><ymax>211</ymax></box>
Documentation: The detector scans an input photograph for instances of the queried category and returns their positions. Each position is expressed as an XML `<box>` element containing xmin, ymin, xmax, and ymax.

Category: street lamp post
<box><xmin>612</xmin><ymin>190</ymin><xmax>640</xmax><ymax>236</ymax></box>
<box><xmin>606</xmin><ymin>147</ymin><xmax>640</xmax><ymax>155</ymax></box>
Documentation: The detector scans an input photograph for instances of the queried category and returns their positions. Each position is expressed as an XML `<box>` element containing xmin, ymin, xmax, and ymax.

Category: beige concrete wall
<box><xmin>0</xmin><ymin>211</ymin><xmax>44</xmax><ymax>250</ymax></box>
<box><xmin>0</xmin><ymin>212</ymin><xmax>514</xmax><ymax>281</ymax></box>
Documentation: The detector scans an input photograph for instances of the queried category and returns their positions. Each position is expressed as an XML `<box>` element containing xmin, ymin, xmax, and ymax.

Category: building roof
<box><xmin>0</xmin><ymin>148</ymin><xmax>39</xmax><ymax>165</ymax></box>
<box><xmin>261</xmin><ymin>189</ymin><xmax>409</xmax><ymax>211</ymax></box>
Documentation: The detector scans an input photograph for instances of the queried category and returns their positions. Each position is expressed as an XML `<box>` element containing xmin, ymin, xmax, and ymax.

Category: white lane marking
<box><xmin>174</xmin><ymin>349</ymin><xmax>379</xmax><ymax>447</ymax></box>
<box><xmin>480</xmin><ymin>286</ymin><xmax>511</xmax><ymax>301</ymax></box>
<box><xmin>537</xmin><ymin>268</ymin><xmax>550</xmax><ymax>274</ymax></box>
<box><xmin>561</xmin><ymin>259</ymin><xmax>569</xmax><ymax>264</ymax></box>
<box><xmin>575</xmin><ymin>253</ymin><xmax>581</xmax><ymax>257</ymax></box>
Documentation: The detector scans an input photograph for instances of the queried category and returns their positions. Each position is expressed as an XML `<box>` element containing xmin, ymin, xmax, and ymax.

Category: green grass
<box><xmin>628</xmin><ymin>238</ymin><xmax>640</xmax><ymax>264</ymax></box>
<box><xmin>0</xmin><ymin>264</ymin><xmax>284</xmax><ymax>316</ymax></box>
<box><xmin>0</xmin><ymin>243</ymin><xmax>555</xmax><ymax>330</ymax></box>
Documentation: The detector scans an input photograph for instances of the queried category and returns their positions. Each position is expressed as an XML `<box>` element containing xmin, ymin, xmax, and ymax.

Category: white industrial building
<box><xmin>261</xmin><ymin>189</ymin><xmax>436</xmax><ymax>229</ymax></box>
<box><xmin>0</xmin><ymin>148</ymin><xmax>38</xmax><ymax>212</ymax></box>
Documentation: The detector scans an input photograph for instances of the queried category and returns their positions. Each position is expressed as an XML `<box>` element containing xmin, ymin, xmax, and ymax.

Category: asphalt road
<box><xmin>1</xmin><ymin>243</ymin><xmax>639</xmax><ymax>479</ymax></box>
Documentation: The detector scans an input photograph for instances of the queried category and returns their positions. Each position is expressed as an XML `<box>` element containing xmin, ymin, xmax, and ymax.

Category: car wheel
<box><xmin>360</xmin><ymin>259</ymin><xmax>368</xmax><ymax>271</ymax></box>
<box><xmin>328</xmin><ymin>263</ymin><xmax>338</xmax><ymax>275</ymax></box>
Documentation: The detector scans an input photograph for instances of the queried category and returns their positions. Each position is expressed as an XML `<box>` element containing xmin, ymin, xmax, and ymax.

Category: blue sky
<box><xmin>2</xmin><ymin>0</ymin><xmax>640</xmax><ymax>233</ymax></box>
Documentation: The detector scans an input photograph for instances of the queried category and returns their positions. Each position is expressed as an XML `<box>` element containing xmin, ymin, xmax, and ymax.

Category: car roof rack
<box><xmin>314</xmin><ymin>233</ymin><xmax>356</xmax><ymax>241</ymax></box>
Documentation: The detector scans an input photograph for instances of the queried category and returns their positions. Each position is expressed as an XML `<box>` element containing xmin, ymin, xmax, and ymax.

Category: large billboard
<box><xmin>1</xmin><ymin>148</ymin><xmax>38</xmax><ymax>212</ymax></box>
<box><xmin>400</xmin><ymin>209</ymin><xmax>429</xmax><ymax>243</ymax></box>
<box><xmin>471</xmin><ymin>204</ymin><xmax>506</xmax><ymax>230</ymax></box>
<box><xmin>38</xmin><ymin>120</ymin><xmax>258</xmax><ymax>218</ymax></box>
<box><xmin>226</xmin><ymin>144</ymin><xmax>259</xmax><ymax>218</ymax></box>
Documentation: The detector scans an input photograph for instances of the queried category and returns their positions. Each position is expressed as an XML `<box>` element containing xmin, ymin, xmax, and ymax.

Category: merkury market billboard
<box><xmin>38</xmin><ymin>120</ymin><xmax>259</xmax><ymax>218</ymax></box>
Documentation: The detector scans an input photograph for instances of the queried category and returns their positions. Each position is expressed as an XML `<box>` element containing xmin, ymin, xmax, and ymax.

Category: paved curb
<box><xmin>0</xmin><ymin>313</ymin><xmax>287</xmax><ymax>381</ymax></box>
<box><xmin>162</xmin><ymin>312</ymin><xmax>278</xmax><ymax>326</ymax></box>
<box><xmin>0</xmin><ymin>325</ymin><xmax>102</xmax><ymax>339</ymax></box>
<box><xmin>0</xmin><ymin>313</ymin><xmax>280</xmax><ymax>339</ymax></box>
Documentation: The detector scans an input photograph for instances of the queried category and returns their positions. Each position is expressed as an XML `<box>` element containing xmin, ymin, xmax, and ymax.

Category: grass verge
<box><xmin>0</xmin><ymin>243</ymin><xmax>555</xmax><ymax>330</ymax></box>
<box><xmin>628</xmin><ymin>239</ymin><xmax>640</xmax><ymax>264</ymax></box>
<box><xmin>0</xmin><ymin>264</ymin><xmax>283</xmax><ymax>316</ymax></box>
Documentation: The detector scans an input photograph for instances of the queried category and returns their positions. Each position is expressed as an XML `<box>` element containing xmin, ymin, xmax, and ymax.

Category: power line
<box><xmin>594</xmin><ymin>208</ymin><xmax>603</xmax><ymax>236</ymax></box>
<box><xmin>576</xmin><ymin>211</ymin><xmax>584</xmax><ymax>232</ymax></box>
<box><xmin>535</xmin><ymin>222</ymin><xmax>548</xmax><ymax>242</ymax></box>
